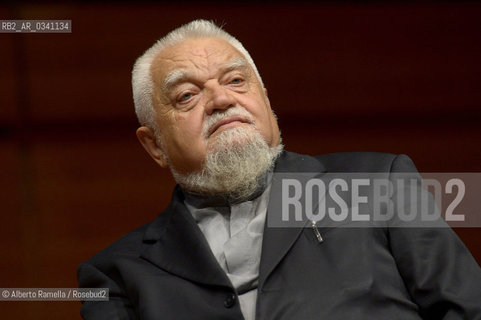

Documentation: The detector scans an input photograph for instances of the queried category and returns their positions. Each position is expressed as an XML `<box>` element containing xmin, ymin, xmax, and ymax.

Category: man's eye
<box><xmin>230</xmin><ymin>78</ymin><xmax>243</xmax><ymax>85</ymax></box>
<box><xmin>179</xmin><ymin>93</ymin><xmax>193</xmax><ymax>101</ymax></box>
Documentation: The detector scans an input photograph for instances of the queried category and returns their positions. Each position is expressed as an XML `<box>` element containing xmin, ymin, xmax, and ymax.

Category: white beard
<box><xmin>169</xmin><ymin>108</ymin><xmax>283</xmax><ymax>202</ymax></box>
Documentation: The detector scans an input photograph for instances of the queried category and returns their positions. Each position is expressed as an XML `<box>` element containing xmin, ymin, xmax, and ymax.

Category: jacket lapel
<box><xmin>140</xmin><ymin>186</ymin><xmax>233</xmax><ymax>289</ymax></box>
<box><xmin>258</xmin><ymin>151</ymin><xmax>326</xmax><ymax>288</ymax></box>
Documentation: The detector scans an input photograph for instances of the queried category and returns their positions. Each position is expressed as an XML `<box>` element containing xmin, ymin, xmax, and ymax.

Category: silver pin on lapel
<box><xmin>311</xmin><ymin>220</ymin><xmax>323</xmax><ymax>243</ymax></box>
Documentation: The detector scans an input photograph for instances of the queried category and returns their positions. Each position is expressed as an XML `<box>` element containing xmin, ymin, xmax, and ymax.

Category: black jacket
<box><xmin>78</xmin><ymin>151</ymin><xmax>481</xmax><ymax>319</ymax></box>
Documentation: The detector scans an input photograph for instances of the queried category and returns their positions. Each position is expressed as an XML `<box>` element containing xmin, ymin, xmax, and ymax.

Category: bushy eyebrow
<box><xmin>222</xmin><ymin>57</ymin><xmax>249</xmax><ymax>73</ymax></box>
<box><xmin>161</xmin><ymin>57</ymin><xmax>249</xmax><ymax>93</ymax></box>
<box><xmin>162</xmin><ymin>69</ymin><xmax>189</xmax><ymax>93</ymax></box>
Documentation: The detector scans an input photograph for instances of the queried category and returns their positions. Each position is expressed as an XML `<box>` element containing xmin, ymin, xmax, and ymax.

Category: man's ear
<box><xmin>263</xmin><ymin>87</ymin><xmax>271</xmax><ymax>107</ymax></box>
<box><xmin>136</xmin><ymin>126</ymin><xmax>168</xmax><ymax>168</ymax></box>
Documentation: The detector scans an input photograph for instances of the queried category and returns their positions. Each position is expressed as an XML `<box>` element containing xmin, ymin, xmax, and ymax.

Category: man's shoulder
<box><xmin>299</xmin><ymin>151</ymin><xmax>416</xmax><ymax>173</ymax></box>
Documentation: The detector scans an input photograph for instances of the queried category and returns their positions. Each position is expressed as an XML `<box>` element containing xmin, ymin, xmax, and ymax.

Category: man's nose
<box><xmin>204</xmin><ymin>82</ymin><xmax>236</xmax><ymax>115</ymax></box>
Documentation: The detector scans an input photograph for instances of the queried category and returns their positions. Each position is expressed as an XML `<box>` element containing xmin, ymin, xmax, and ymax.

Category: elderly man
<box><xmin>78</xmin><ymin>20</ymin><xmax>481</xmax><ymax>319</ymax></box>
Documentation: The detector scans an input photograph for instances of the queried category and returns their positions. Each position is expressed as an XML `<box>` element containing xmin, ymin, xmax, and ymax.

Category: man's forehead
<box><xmin>151</xmin><ymin>37</ymin><xmax>245</xmax><ymax>78</ymax></box>
<box><xmin>162</xmin><ymin>57</ymin><xmax>249</xmax><ymax>93</ymax></box>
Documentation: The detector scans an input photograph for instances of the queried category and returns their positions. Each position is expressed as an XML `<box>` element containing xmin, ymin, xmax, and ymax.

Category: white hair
<box><xmin>131</xmin><ymin>19</ymin><xmax>264</xmax><ymax>130</ymax></box>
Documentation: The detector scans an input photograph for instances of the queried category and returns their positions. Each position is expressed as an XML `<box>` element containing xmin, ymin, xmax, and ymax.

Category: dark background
<box><xmin>1</xmin><ymin>1</ymin><xmax>480</xmax><ymax>318</ymax></box>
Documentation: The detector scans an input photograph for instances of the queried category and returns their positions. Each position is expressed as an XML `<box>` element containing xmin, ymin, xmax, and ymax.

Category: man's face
<box><xmin>148</xmin><ymin>37</ymin><xmax>281</xmax><ymax>174</ymax></box>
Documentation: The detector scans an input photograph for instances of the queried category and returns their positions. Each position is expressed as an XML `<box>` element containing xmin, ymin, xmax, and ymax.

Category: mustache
<box><xmin>202</xmin><ymin>107</ymin><xmax>255</xmax><ymax>138</ymax></box>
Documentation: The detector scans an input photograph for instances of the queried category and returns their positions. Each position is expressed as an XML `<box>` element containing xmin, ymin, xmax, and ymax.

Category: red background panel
<box><xmin>0</xmin><ymin>2</ymin><xmax>480</xmax><ymax>319</ymax></box>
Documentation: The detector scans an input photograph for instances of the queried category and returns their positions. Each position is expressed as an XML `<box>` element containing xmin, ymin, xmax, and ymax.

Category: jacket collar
<box><xmin>141</xmin><ymin>186</ymin><xmax>233</xmax><ymax>288</ymax></box>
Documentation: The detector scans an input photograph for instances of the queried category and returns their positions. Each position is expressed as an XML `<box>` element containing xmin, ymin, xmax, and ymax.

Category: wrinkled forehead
<box><xmin>150</xmin><ymin>37</ymin><xmax>247</xmax><ymax>85</ymax></box>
